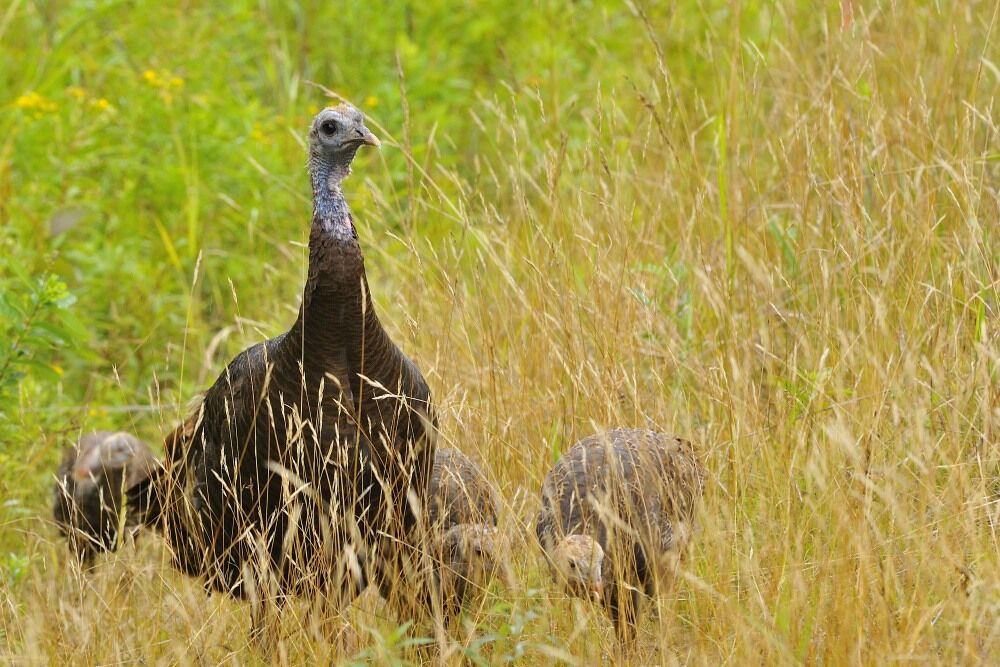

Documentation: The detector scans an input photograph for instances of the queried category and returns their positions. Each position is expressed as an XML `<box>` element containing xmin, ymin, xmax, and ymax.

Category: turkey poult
<box><xmin>53</xmin><ymin>431</ymin><xmax>156</xmax><ymax>566</ymax></box>
<box><xmin>535</xmin><ymin>428</ymin><xmax>704</xmax><ymax>640</ymax></box>
<box><xmin>427</xmin><ymin>447</ymin><xmax>511</xmax><ymax>614</ymax></box>
<box><xmin>130</xmin><ymin>105</ymin><xmax>436</xmax><ymax>620</ymax></box>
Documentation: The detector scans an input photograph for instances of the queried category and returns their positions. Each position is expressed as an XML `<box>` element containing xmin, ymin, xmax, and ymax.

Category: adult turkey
<box><xmin>53</xmin><ymin>430</ymin><xmax>156</xmax><ymax>566</ymax></box>
<box><xmin>535</xmin><ymin>428</ymin><xmax>704</xmax><ymax>640</ymax></box>
<box><xmin>130</xmin><ymin>105</ymin><xmax>436</xmax><ymax>622</ymax></box>
<box><xmin>426</xmin><ymin>447</ymin><xmax>510</xmax><ymax>614</ymax></box>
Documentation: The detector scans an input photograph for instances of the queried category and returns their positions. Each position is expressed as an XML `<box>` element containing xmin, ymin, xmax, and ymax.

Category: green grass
<box><xmin>1</xmin><ymin>0</ymin><xmax>998</xmax><ymax>663</ymax></box>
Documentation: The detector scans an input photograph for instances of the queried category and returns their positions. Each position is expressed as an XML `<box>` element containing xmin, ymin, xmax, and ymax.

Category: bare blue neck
<box><xmin>309</xmin><ymin>154</ymin><xmax>354</xmax><ymax>231</ymax></box>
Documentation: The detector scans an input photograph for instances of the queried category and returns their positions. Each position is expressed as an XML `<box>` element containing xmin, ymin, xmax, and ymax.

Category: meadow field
<box><xmin>0</xmin><ymin>0</ymin><xmax>997</xmax><ymax>664</ymax></box>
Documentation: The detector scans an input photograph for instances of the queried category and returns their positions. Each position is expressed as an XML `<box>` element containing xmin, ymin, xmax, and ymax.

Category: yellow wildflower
<box><xmin>52</xmin><ymin>365</ymin><xmax>64</xmax><ymax>377</ymax></box>
<box><xmin>144</xmin><ymin>69</ymin><xmax>184</xmax><ymax>89</ymax></box>
<box><xmin>143</xmin><ymin>68</ymin><xmax>185</xmax><ymax>105</ymax></box>
<box><xmin>90</xmin><ymin>98</ymin><xmax>112</xmax><ymax>111</ymax></box>
<box><xmin>67</xmin><ymin>86</ymin><xmax>86</xmax><ymax>99</ymax></box>
<box><xmin>15</xmin><ymin>91</ymin><xmax>57</xmax><ymax>113</ymax></box>
<box><xmin>88</xmin><ymin>407</ymin><xmax>97</xmax><ymax>417</ymax></box>
<box><xmin>364</xmin><ymin>95</ymin><xmax>378</xmax><ymax>108</ymax></box>
<box><xmin>15</xmin><ymin>92</ymin><xmax>38</xmax><ymax>108</ymax></box>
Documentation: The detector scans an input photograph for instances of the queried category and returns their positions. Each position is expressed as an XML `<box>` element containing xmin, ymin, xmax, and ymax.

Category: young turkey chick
<box><xmin>535</xmin><ymin>428</ymin><xmax>704</xmax><ymax>640</ymax></box>
<box><xmin>53</xmin><ymin>430</ymin><xmax>156</xmax><ymax>566</ymax></box>
<box><xmin>427</xmin><ymin>447</ymin><xmax>512</xmax><ymax>615</ymax></box>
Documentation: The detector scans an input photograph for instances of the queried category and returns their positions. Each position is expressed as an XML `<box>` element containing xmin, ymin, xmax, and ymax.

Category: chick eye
<box><xmin>568</xmin><ymin>561</ymin><xmax>577</xmax><ymax>569</ymax></box>
<box><xmin>320</xmin><ymin>119</ymin><xmax>339</xmax><ymax>135</ymax></box>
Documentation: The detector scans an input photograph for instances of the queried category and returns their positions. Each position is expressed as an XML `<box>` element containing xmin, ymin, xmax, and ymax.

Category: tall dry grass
<box><xmin>2</xmin><ymin>0</ymin><xmax>998</xmax><ymax>664</ymax></box>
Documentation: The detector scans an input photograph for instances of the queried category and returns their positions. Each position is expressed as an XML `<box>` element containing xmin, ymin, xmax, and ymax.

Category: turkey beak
<box><xmin>359</xmin><ymin>126</ymin><xmax>380</xmax><ymax>148</ymax></box>
<box><xmin>589</xmin><ymin>579</ymin><xmax>603</xmax><ymax>602</ymax></box>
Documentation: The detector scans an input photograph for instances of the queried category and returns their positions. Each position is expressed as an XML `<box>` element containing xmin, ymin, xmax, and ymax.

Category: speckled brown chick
<box><xmin>535</xmin><ymin>428</ymin><xmax>705</xmax><ymax>640</ymax></box>
<box><xmin>53</xmin><ymin>430</ymin><xmax>156</xmax><ymax>566</ymax></box>
<box><xmin>427</xmin><ymin>447</ymin><xmax>511</xmax><ymax>614</ymax></box>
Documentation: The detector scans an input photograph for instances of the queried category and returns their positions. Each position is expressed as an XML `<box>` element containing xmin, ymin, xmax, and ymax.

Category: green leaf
<box><xmin>0</xmin><ymin>293</ymin><xmax>25</xmax><ymax>321</ymax></box>
<box><xmin>32</xmin><ymin>322</ymin><xmax>73</xmax><ymax>346</ymax></box>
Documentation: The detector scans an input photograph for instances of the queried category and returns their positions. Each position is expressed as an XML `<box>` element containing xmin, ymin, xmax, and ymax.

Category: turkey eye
<box><xmin>320</xmin><ymin>119</ymin><xmax>339</xmax><ymax>135</ymax></box>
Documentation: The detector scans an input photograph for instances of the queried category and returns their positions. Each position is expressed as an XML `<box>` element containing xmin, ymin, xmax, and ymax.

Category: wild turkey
<box><xmin>53</xmin><ymin>431</ymin><xmax>156</xmax><ymax>566</ymax></box>
<box><xmin>130</xmin><ymin>105</ymin><xmax>436</xmax><ymax>620</ymax></box>
<box><xmin>426</xmin><ymin>447</ymin><xmax>510</xmax><ymax>614</ymax></box>
<box><xmin>534</xmin><ymin>428</ymin><xmax>704</xmax><ymax>640</ymax></box>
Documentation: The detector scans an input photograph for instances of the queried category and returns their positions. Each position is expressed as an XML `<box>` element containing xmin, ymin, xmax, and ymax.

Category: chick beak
<box><xmin>360</xmin><ymin>127</ymin><xmax>380</xmax><ymax>148</ymax></box>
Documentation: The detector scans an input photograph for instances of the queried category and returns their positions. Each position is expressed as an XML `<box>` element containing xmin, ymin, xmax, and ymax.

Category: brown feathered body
<box><xmin>428</xmin><ymin>447</ymin><xmax>498</xmax><ymax>530</ymax></box>
<box><xmin>131</xmin><ymin>106</ymin><xmax>435</xmax><ymax>607</ymax></box>
<box><xmin>53</xmin><ymin>431</ymin><xmax>156</xmax><ymax>565</ymax></box>
<box><xmin>535</xmin><ymin>428</ymin><xmax>704</xmax><ymax>638</ymax></box>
